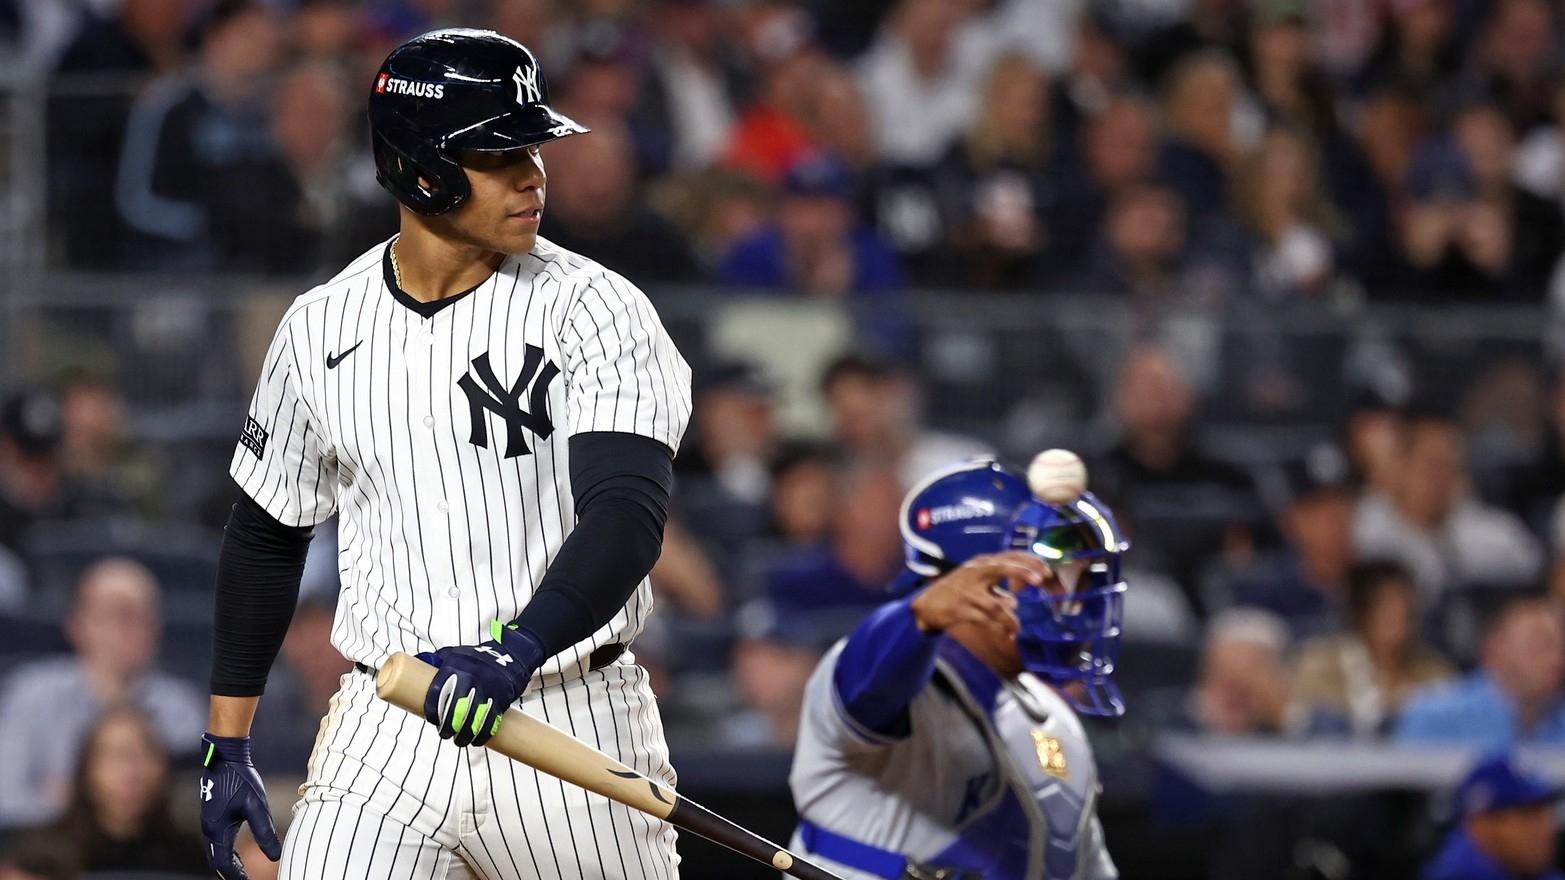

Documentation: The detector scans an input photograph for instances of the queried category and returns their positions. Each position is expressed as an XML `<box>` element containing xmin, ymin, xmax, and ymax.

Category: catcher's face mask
<box><xmin>1006</xmin><ymin>493</ymin><xmax>1129</xmax><ymax>718</ymax></box>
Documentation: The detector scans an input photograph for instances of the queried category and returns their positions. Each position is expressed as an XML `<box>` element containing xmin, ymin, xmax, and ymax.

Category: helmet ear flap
<box><xmin>371</xmin><ymin>122</ymin><xmax>470</xmax><ymax>215</ymax></box>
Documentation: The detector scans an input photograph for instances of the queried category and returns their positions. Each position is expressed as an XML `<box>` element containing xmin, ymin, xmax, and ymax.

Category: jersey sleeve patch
<box><xmin>240</xmin><ymin>416</ymin><xmax>269</xmax><ymax>460</ymax></box>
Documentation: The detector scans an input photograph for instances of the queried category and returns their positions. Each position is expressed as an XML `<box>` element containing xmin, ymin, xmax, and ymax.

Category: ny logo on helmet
<box><xmin>513</xmin><ymin>65</ymin><xmax>541</xmax><ymax>105</ymax></box>
<box><xmin>457</xmin><ymin>345</ymin><xmax>559</xmax><ymax>458</ymax></box>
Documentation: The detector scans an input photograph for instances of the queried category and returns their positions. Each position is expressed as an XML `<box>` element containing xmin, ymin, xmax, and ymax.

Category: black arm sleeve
<box><xmin>507</xmin><ymin>432</ymin><xmax>674</xmax><ymax>657</ymax></box>
<box><xmin>209</xmin><ymin>484</ymin><xmax>314</xmax><ymax>696</ymax></box>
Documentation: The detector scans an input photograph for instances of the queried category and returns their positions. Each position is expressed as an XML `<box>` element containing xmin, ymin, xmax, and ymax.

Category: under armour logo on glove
<box><xmin>418</xmin><ymin>619</ymin><xmax>546</xmax><ymax>747</ymax></box>
<box><xmin>201</xmin><ymin>777</ymin><xmax>215</xmax><ymax>802</ymax></box>
<box><xmin>475</xmin><ymin>645</ymin><xmax>514</xmax><ymax>666</ymax></box>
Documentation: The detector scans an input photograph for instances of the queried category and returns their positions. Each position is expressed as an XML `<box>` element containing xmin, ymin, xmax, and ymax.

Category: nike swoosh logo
<box><xmin>326</xmin><ymin>341</ymin><xmax>363</xmax><ymax>369</ymax></box>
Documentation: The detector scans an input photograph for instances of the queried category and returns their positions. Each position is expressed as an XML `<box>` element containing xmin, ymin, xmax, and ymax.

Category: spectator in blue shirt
<box><xmin>720</xmin><ymin>152</ymin><xmax>903</xmax><ymax>297</ymax></box>
<box><xmin>1422</xmin><ymin>752</ymin><xmax>1565</xmax><ymax>880</ymax></box>
<box><xmin>762</xmin><ymin>460</ymin><xmax>905</xmax><ymax>633</ymax></box>
<box><xmin>1227</xmin><ymin>443</ymin><xmax>1356</xmax><ymax>640</ymax></box>
<box><xmin>1396</xmin><ymin>598</ymin><xmax>1565</xmax><ymax>748</ymax></box>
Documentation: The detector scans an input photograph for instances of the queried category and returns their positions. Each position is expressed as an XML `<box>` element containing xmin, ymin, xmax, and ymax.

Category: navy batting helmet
<box><xmin>368</xmin><ymin>28</ymin><xmax>589</xmax><ymax>215</ymax></box>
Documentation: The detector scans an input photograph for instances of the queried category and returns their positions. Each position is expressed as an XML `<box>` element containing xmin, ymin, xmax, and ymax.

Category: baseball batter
<box><xmin>789</xmin><ymin>460</ymin><xmax>1127</xmax><ymax>879</ymax></box>
<box><xmin>197</xmin><ymin>30</ymin><xmax>691</xmax><ymax>880</ymax></box>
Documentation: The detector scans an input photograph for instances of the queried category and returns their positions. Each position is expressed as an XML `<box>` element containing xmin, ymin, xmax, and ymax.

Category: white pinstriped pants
<box><xmin>277</xmin><ymin>659</ymin><xmax>680</xmax><ymax>879</ymax></box>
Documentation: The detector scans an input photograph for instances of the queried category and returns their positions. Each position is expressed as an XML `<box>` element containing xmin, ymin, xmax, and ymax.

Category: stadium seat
<box><xmin>20</xmin><ymin>518</ymin><xmax>220</xmax><ymax>622</ymax></box>
<box><xmin>83</xmin><ymin>873</ymin><xmax>208</xmax><ymax>880</ymax></box>
<box><xmin>0</xmin><ymin>614</ymin><xmax>70</xmax><ymax>683</ymax></box>
<box><xmin>1433</xmin><ymin>584</ymin><xmax>1534</xmax><ymax>667</ymax></box>
<box><xmin>158</xmin><ymin>618</ymin><xmax>214</xmax><ymax>687</ymax></box>
<box><xmin>1115</xmin><ymin>640</ymin><xmax>1200</xmax><ymax>702</ymax></box>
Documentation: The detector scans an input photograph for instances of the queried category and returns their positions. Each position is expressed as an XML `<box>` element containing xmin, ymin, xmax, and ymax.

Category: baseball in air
<box><xmin>1027</xmin><ymin>449</ymin><xmax>1088</xmax><ymax>504</ymax></box>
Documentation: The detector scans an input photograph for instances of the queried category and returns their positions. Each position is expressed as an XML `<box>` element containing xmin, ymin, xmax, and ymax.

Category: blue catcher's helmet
<box><xmin>893</xmin><ymin>460</ymin><xmax>1033</xmax><ymax>595</ymax></box>
<box><xmin>1006</xmin><ymin>491</ymin><xmax>1130</xmax><ymax>717</ymax></box>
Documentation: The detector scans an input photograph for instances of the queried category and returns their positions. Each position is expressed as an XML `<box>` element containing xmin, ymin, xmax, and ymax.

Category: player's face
<box><xmin>445</xmin><ymin>146</ymin><xmax>547</xmax><ymax>254</ymax></box>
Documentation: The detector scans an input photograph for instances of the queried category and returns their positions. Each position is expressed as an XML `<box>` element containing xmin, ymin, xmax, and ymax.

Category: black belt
<box><xmin>354</xmin><ymin>643</ymin><xmax>626</xmax><ymax>678</ymax></box>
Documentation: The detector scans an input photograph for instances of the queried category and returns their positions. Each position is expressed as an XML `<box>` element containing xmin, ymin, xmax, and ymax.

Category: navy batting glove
<box><xmin>419</xmin><ymin>620</ymin><xmax>545</xmax><ymax>747</ymax></box>
<box><xmin>198</xmin><ymin>734</ymin><xmax>281</xmax><ymax>880</ymax></box>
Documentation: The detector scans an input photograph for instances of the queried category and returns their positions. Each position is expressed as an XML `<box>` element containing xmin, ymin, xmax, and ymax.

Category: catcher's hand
<box><xmin>908</xmin><ymin>551</ymin><xmax>1055</xmax><ymax>636</ymax></box>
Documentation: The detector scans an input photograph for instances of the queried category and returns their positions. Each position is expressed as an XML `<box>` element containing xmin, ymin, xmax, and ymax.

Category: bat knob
<box><xmin>772</xmin><ymin>852</ymin><xmax>794</xmax><ymax>870</ymax></box>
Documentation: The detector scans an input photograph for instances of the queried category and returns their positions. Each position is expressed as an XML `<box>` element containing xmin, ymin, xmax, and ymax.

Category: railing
<box><xmin>0</xmin><ymin>69</ymin><xmax>46</xmax><ymax>274</ymax></box>
<box><xmin>0</xmin><ymin>75</ymin><xmax>1556</xmax><ymax>448</ymax></box>
<box><xmin>3</xmin><ymin>273</ymin><xmax>1551</xmax><ymax>443</ymax></box>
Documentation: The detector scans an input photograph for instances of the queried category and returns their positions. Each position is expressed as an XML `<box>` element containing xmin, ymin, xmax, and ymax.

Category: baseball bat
<box><xmin>375</xmin><ymin>652</ymin><xmax>846</xmax><ymax>880</ymax></box>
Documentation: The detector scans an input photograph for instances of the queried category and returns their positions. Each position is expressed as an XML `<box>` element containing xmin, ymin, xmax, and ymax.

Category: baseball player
<box><xmin>789</xmin><ymin>460</ymin><xmax>1127</xmax><ymax>879</ymax></box>
<box><xmin>196</xmin><ymin>29</ymin><xmax>691</xmax><ymax>880</ymax></box>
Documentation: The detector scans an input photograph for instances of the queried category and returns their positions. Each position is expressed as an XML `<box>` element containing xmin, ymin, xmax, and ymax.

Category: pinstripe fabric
<box><xmin>239</xmin><ymin>237</ymin><xmax>691</xmax><ymax>878</ymax></box>
<box><xmin>277</xmin><ymin>664</ymin><xmax>679</xmax><ymax>879</ymax></box>
<box><xmin>229</xmin><ymin>235</ymin><xmax>691</xmax><ymax>673</ymax></box>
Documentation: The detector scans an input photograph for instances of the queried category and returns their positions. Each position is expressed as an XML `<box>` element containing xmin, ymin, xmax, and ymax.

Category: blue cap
<box><xmin>1456</xmin><ymin>753</ymin><xmax>1562</xmax><ymax>817</ymax></box>
<box><xmin>782</xmin><ymin>153</ymin><xmax>856</xmax><ymax>201</ymax></box>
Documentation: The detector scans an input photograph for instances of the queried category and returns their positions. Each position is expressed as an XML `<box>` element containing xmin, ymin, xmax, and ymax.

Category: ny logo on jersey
<box><xmin>457</xmin><ymin>345</ymin><xmax>559</xmax><ymax>458</ymax></box>
<box><xmin>200</xmin><ymin>777</ymin><xmax>214</xmax><ymax>802</ymax></box>
<box><xmin>513</xmin><ymin>65</ymin><xmax>540</xmax><ymax>106</ymax></box>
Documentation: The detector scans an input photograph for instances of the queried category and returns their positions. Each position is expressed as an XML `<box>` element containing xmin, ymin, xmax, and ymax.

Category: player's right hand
<box><xmin>198</xmin><ymin>733</ymin><xmax>281</xmax><ymax>880</ymax></box>
<box><xmin>417</xmin><ymin>619</ymin><xmax>546</xmax><ymax>747</ymax></box>
<box><xmin>909</xmin><ymin>551</ymin><xmax>1055</xmax><ymax>636</ymax></box>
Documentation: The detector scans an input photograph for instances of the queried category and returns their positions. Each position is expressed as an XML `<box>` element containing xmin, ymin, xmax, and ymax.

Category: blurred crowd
<box><xmin>11</xmin><ymin>0</ymin><xmax>1565</xmax><ymax>877</ymax></box>
<box><xmin>8</xmin><ymin>0</ymin><xmax>1565</xmax><ymax>305</ymax></box>
<box><xmin>9</xmin><ymin>338</ymin><xmax>1565</xmax><ymax>874</ymax></box>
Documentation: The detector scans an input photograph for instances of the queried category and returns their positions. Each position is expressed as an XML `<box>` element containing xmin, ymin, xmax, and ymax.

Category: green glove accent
<box><xmin>470</xmin><ymin>701</ymin><xmax>492</xmax><ymax>737</ymax></box>
<box><xmin>490</xmin><ymin>715</ymin><xmax>503</xmax><ymax>737</ymax></box>
<box><xmin>203</xmin><ymin>742</ymin><xmax>216</xmax><ymax>768</ymax></box>
<box><xmin>452</xmin><ymin>695</ymin><xmax>471</xmax><ymax>733</ymax></box>
<box><xmin>489</xmin><ymin>619</ymin><xmax>519</xmax><ymax>642</ymax></box>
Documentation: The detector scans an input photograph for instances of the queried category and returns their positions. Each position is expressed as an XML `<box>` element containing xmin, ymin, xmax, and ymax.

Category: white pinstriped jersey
<box><xmin>232</xmin><ymin>235</ymin><xmax>692</xmax><ymax>678</ymax></box>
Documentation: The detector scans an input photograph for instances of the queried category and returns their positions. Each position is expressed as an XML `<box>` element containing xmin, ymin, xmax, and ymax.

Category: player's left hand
<box><xmin>198</xmin><ymin>734</ymin><xmax>281</xmax><ymax>880</ymax></box>
<box><xmin>417</xmin><ymin>620</ymin><xmax>545</xmax><ymax>747</ymax></box>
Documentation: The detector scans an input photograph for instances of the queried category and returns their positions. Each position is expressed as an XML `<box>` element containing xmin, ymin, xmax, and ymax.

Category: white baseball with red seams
<box><xmin>1027</xmin><ymin>448</ymin><xmax>1088</xmax><ymax>504</ymax></box>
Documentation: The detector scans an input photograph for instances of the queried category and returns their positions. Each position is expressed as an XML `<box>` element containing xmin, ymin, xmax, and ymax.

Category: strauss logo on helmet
<box><xmin>376</xmin><ymin>74</ymin><xmax>445</xmax><ymax>99</ymax></box>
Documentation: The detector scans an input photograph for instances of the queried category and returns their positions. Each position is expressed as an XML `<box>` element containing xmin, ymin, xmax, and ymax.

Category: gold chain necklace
<box><xmin>390</xmin><ymin>238</ymin><xmax>405</xmax><ymax>289</ymax></box>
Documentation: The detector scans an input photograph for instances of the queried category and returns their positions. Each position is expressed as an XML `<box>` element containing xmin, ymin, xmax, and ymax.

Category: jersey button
<box><xmin>437</xmin><ymin>500</ymin><xmax>449</xmax><ymax>513</ymax></box>
<box><xmin>447</xmin><ymin>586</ymin><xmax>459</xmax><ymax>597</ymax></box>
<box><xmin>422</xmin><ymin>416</ymin><xmax>434</xmax><ymax>428</ymax></box>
